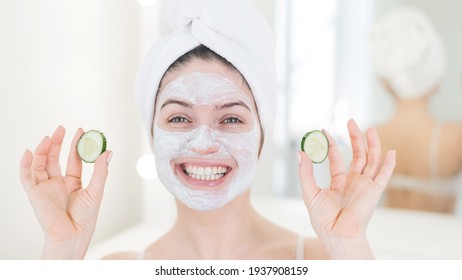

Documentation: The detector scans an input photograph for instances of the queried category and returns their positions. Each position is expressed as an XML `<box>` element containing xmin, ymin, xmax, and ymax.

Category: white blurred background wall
<box><xmin>0</xmin><ymin>0</ymin><xmax>144</xmax><ymax>259</ymax></box>
<box><xmin>1</xmin><ymin>0</ymin><xmax>461</xmax><ymax>259</ymax></box>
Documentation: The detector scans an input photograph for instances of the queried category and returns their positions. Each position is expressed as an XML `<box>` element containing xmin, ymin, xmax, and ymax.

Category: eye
<box><xmin>168</xmin><ymin>116</ymin><xmax>190</xmax><ymax>123</ymax></box>
<box><xmin>222</xmin><ymin>117</ymin><xmax>243</xmax><ymax>124</ymax></box>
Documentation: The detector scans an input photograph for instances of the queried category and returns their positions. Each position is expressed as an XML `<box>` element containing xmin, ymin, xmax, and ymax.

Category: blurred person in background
<box><xmin>368</xmin><ymin>5</ymin><xmax>462</xmax><ymax>214</ymax></box>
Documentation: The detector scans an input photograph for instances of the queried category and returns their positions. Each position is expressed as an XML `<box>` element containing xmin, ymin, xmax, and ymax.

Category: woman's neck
<box><xmin>392</xmin><ymin>96</ymin><xmax>434</xmax><ymax>123</ymax></box>
<box><xmin>172</xmin><ymin>191</ymin><xmax>260</xmax><ymax>259</ymax></box>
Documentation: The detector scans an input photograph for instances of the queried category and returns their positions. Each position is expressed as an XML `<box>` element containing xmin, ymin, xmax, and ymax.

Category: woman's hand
<box><xmin>19</xmin><ymin>126</ymin><xmax>112</xmax><ymax>259</ymax></box>
<box><xmin>298</xmin><ymin>119</ymin><xmax>396</xmax><ymax>259</ymax></box>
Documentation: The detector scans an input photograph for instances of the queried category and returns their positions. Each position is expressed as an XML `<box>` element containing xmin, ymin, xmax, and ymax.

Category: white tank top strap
<box><xmin>295</xmin><ymin>235</ymin><xmax>305</xmax><ymax>260</ymax></box>
<box><xmin>429</xmin><ymin>122</ymin><xmax>444</xmax><ymax>179</ymax></box>
<box><xmin>136</xmin><ymin>249</ymin><xmax>146</xmax><ymax>260</ymax></box>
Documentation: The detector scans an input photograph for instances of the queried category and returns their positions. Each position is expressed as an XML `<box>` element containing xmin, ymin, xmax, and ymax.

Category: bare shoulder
<box><xmin>443</xmin><ymin>122</ymin><xmax>462</xmax><ymax>137</ymax></box>
<box><xmin>374</xmin><ymin>122</ymin><xmax>399</xmax><ymax>149</ymax></box>
<box><xmin>101</xmin><ymin>251</ymin><xmax>139</xmax><ymax>260</ymax></box>
<box><xmin>303</xmin><ymin>237</ymin><xmax>330</xmax><ymax>260</ymax></box>
<box><xmin>442</xmin><ymin>122</ymin><xmax>462</xmax><ymax>156</ymax></box>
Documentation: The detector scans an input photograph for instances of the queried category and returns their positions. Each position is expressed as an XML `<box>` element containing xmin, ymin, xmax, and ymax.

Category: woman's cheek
<box><xmin>222</xmin><ymin>130</ymin><xmax>260</xmax><ymax>162</ymax></box>
<box><xmin>153</xmin><ymin>129</ymin><xmax>190</xmax><ymax>159</ymax></box>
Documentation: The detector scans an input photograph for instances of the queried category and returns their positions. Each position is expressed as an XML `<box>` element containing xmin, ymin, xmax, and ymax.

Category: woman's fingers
<box><xmin>373</xmin><ymin>150</ymin><xmax>396</xmax><ymax>191</ymax></box>
<box><xmin>298</xmin><ymin>151</ymin><xmax>320</xmax><ymax>204</ymax></box>
<box><xmin>65</xmin><ymin>128</ymin><xmax>84</xmax><ymax>179</ymax></box>
<box><xmin>347</xmin><ymin>119</ymin><xmax>367</xmax><ymax>174</ymax></box>
<box><xmin>86</xmin><ymin>151</ymin><xmax>112</xmax><ymax>201</ymax></box>
<box><xmin>46</xmin><ymin>125</ymin><xmax>65</xmax><ymax>178</ymax></box>
<box><xmin>362</xmin><ymin>127</ymin><xmax>382</xmax><ymax>179</ymax></box>
<box><xmin>323</xmin><ymin>130</ymin><xmax>346</xmax><ymax>179</ymax></box>
<box><xmin>19</xmin><ymin>149</ymin><xmax>35</xmax><ymax>190</ymax></box>
<box><xmin>31</xmin><ymin>136</ymin><xmax>52</xmax><ymax>182</ymax></box>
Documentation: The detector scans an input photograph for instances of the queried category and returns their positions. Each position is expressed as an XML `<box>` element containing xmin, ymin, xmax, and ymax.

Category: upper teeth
<box><xmin>184</xmin><ymin>165</ymin><xmax>228</xmax><ymax>176</ymax></box>
<box><xmin>183</xmin><ymin>164</ymin><xmax>229</xmax><ymax>181</ymax></box>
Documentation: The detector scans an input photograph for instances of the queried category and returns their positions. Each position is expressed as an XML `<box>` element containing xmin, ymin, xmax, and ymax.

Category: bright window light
<box><xmin>137</xmin><ymin>0</ymin><xmax>159</xmax><ymax>6</ymax></box>
<box><xmin>137</xmin><ymin>154</ymin><xmax>158</xmax><ymax>180</ymax></box>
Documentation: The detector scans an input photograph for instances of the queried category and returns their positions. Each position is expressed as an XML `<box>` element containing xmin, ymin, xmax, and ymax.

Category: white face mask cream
<box><xmin>153</xmin><ymin>72</ymin><xmax>260</xmax><ymax>211</ymax></box>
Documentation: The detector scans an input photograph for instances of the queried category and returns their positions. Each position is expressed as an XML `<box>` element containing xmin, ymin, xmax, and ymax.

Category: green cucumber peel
<box><xmin>77</xmin><ymin>130</ymin><xmax>107</xmax><ymax>163</ymax></box>
<box><xmin>301</xmin><ymin>130</ymin><xmax>329</xmax><ymax>163</ymax></box>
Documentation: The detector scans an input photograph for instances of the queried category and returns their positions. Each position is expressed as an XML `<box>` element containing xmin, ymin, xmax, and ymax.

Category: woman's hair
<box><xmin>161</xmin><ymin>45</ymin><xmax>249</xmax><ymax>87</ymax></box>
<box><xmin>155</xmin><ymin>44</ymin><xmax>264</xmax><ymax>155</ymax></box>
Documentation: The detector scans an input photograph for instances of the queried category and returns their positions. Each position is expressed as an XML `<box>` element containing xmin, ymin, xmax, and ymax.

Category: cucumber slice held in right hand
<box><xmin>77</xmin><ymin>130</ymin><xmax>107</xmax><ymax>163</ymax></box>
<box><xmin>301</xmin><ymin>130</ymin><xmax>329</xmax><ymax>163</ymax></box>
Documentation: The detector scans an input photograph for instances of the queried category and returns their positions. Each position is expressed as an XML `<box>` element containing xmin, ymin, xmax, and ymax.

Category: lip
<box><xmin>172</xmin><ymin>158</ymin><xmax>235</xmax><ymax>190</ymax></box>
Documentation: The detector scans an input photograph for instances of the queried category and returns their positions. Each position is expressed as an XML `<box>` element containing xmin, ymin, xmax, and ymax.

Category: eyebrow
<box><xmin>160</xmin><ymin>99</ymin><xmax>192</xmax><ymax>109</ymax></box>
<box><xmin>216</xmin><ymin>101</ymin><xmax>251</xmax><ymax>111</ymax></box>
<box><xmin>160</xmin><ymin>99</ymin><xmax>251</xmax><ymax>111</ymax></box>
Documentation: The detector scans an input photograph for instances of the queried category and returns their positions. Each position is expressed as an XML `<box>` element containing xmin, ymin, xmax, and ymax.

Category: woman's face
<box><xmin>152</xmin><ymin>58</ymin><xmax>261</xmax><ymax>211</ymax></box>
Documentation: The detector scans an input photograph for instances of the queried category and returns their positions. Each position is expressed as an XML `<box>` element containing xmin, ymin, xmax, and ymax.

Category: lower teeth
<box><xmin>186</xmin><ymin>172</ymin><xmax>225</xmax><ymax>180</ymax></box>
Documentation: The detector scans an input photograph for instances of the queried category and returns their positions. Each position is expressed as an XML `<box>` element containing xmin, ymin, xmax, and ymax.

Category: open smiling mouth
<box><xmin>181</xmin><ymin>164</ymin><xmax>231</xmax><ymax>181</ymax></box>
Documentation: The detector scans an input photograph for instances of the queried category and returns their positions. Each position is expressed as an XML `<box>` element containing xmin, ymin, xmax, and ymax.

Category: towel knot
<box><xmin>159</xmin><ymin>0</ymin><xmax>203</xmax><ymax>36</ymax></box>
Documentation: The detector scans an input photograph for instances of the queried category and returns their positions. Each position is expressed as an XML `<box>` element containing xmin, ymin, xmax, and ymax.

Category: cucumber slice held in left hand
<box><xmin>77</xmin><ymin>130</ymin><xmax>107</xmax><ymax>163</ymax></box>
<box><xmin>301</xmin><ymin>130</ymin><xmax>329</xmax><ymax>163</ymax></box>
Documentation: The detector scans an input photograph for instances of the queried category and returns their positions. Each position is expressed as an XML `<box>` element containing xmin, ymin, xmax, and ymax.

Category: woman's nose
<box><xmin>191</xmin><ymin>146</ymin><xmax>219</xmax><ymax>155</ymax></box>
<box><xmin>188</xmin><ymin>125</ymin><xmax>220</xmax><ymax>155</ymax></box>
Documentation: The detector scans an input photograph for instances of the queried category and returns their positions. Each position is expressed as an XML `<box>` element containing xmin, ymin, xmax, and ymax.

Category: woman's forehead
<box><xmin>158</xmin><ymin>72</ymin><xmax>254</xmax><ymax>107</ymax></box>
<box><xmin>158</xmin><ymin>59</ymin><xmax>253</xmax><ymax>102</ymax></box>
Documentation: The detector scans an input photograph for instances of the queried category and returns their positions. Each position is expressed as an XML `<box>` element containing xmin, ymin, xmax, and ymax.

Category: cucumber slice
<box><xmin>301</xmin><ymin>130</ymin><xmax>329</xmax><ymax>163</ymax></box>
<box><xmin>77</xmin><ymin>130</ymin><xmax>107</xmax><ymax>163</ymax></box>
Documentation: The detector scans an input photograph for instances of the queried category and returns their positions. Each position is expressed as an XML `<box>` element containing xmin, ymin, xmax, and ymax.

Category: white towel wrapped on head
<box><xmin>368</xmin><ymin>6</ymin><xmax>446</xmax><ymax>100</ymax></box>
<box><xmin>135</xmin><ymin>0</ymin><xmax>277</xmax><ymax>147</ymax></box>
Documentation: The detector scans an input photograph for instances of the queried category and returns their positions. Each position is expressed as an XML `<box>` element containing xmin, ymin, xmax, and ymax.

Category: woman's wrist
<box><xmin>321</xmin><ymin>234</ymin><xmax>375</xmax><ymax>260</ymax></box>
<box><xmin>42</xmin><ymin>236</ymin><xmax>90</xmax><ymax>259</ymax></box>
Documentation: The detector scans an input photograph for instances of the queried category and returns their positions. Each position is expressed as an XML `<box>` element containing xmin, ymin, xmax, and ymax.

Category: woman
<box><xmin>19</xmin><ymin>0</ymin><xmax>396</xmax><ymax>259</ymax></box>
<box><xmin>368</xmin><ymin>6</ymin><xmax>462</xmax><ymax>214</ymax></box>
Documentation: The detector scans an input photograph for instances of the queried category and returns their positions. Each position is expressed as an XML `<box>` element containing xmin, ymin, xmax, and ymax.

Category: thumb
<box><xmin>87</xmin><ymin>151</ymin><xmax>112</xmax><ymax>200</ymax></box>
<box><xmin>298</xmin><ymin>151</ymin><xmax>320</xmax><ymax>205</ymax></box>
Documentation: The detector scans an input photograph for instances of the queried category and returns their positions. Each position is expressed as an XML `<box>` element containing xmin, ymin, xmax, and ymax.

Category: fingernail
<box><xmin>297</xmin><ymin>151</ymin><xmax>302</xmax><ymax>165</ymax></box>
<box><xmin>107</xmin><ymin>151</ymin><xmax>113</xmax><ymax>164</ymax></box>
